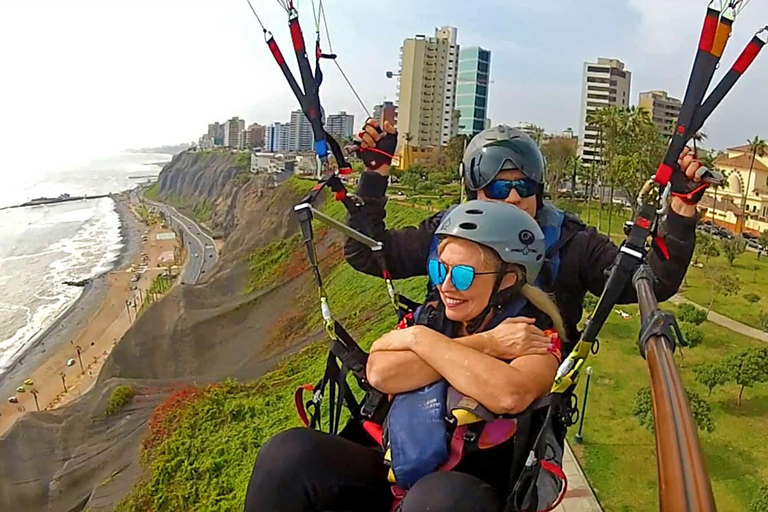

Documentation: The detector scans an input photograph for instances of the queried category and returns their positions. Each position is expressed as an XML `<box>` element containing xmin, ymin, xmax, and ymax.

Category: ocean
<box><xmin>0</xmin><ymin>152</ymin><xmax>171</xmax><ymax>376</ymax></box>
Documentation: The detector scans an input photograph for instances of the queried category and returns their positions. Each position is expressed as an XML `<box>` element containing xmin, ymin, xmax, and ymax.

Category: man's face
<box><xmin>476</xmin><ymin>169</ymin><xmax>539</xmax><ymax>218</ymax></box>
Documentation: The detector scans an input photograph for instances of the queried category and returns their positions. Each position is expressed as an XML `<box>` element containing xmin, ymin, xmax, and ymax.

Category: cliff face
<box><xmin>152</xmin><ymin>150</ymin><xmax>298</xmax><ymax>262</ymax></box>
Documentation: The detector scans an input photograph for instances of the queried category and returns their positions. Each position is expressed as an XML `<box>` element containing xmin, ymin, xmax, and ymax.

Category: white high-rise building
<box><xmin>223</xmin><ymin>117</ymin><xmax>245</xmax><ymax>148</ymax></box>
<box><xmin>396</xmin><ymin>26</ymin><xmax>459</xmax><ymax>148</ymax></box>
<box><xmin>326</xmin><ymin>111</ymin><xmax>355</xmax><ymax>139</ymax></box>
<box><xmin>578</xmin><ymin>58</ymin><xmax>632</xmax><ymax>165</ymax></box>
<box><xmin>266</xmin><ymin>122</ymin><xmax>291</xmax><ymax>152</ymax></box>
<box><xmin>289</xmin><ymin>110</ymin><xmax>314</xmax><ymax>152</ymax></box>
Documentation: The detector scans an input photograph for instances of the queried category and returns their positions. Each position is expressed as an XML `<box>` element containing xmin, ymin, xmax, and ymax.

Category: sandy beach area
<box><xmin>0</xmin><ymin>196</ymin><xmax>180</xmax><ymax>436</ymax></box>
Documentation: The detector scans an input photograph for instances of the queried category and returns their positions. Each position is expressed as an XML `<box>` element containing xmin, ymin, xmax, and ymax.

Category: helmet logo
<box><xmin>510</xmin><ymin>229</ymin><xmax>538</xmax><ymax>256</ymax></box>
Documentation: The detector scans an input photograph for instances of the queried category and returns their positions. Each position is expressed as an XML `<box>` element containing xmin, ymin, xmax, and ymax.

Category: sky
<box><xmin>1</xmin><ymin>0</ymin><xmax>767</xmax><ymax>174</ymax></box>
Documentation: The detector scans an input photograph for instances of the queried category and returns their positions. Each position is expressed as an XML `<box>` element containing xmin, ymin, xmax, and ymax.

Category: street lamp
<box><xmin>575</xmin><ymin>366</ymin><xmax>594</xmax><ymax>444</ymax></box>
<box><xmin>385</xmin><ymin>71</ymin><xmax>401</xmax><ymax>79</ymax></box>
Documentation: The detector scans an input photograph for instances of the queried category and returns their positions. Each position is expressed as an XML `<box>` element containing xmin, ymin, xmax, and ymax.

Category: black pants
<box><xmin>244</xmin><ymin>427</ymin><xmax>502</xmax><ymax>512</ymax></box>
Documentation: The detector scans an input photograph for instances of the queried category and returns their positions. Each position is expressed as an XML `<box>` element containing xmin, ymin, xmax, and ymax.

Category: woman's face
<box><xmin>437</xmin><ymin>238</ymin><xmax>509</xmax><ymax>323</ymax></box>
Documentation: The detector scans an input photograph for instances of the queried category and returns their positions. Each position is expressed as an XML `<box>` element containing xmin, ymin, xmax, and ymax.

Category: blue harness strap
<box><xmin>535</xmin><ymin>203</ymin><xmax>566</xmax><ymax>289</ymax></box>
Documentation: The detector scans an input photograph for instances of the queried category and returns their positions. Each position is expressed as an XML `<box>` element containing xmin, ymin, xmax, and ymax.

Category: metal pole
<box><xmin>125</xmin><ymin>300</ymin><xmax>133</xmax><ymax>324</ymax></box>
<box><xmin>31</xmin><ymin>389</ymin><xmax>40</xmax><ymax>411</ymax></box>
<box><xmin>76</xmin><ymin>346</ymin><xmax>84</xmax><ymax>374</ymax></box>
<box><xmin>575</xmin><ymin>366</ymin><xmax>593</xmax><ymax>444</ymax></box>
<box><xmin>61</xmin><ymin>373</ymin><xmax>67</xmax><ymax>393</ymax></box>
<box><xmin>633</xmin><ymin>265</ymin><xmax>716</xmax><ymax>512</ymax></box>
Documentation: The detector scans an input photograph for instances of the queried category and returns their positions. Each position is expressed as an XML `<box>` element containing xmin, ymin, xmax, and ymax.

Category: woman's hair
<box><xmin>439</xmin><ymin>237</ymin><xmax>567</xmax><ymax>342</ymax></box>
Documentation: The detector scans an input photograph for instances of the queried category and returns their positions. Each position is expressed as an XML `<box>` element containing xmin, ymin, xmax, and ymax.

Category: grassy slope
<box><xmin>681</xmin><ymin>249</ymin><xmax>768</xmax><ymax>329</ymax></box>
<box><xmin>118</xmin><ymin>184</ymin><xmax>768</xmax><ymax>511</ymax></box>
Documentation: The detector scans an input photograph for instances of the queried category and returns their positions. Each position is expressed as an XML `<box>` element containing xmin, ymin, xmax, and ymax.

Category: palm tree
<box><xmin>691</xmin><ymin>131</ymin><xmax>707</xmax><ymax>155</ymax></box>
<box><xmin>585</xmin><ymin>109</ymin><xmax>608</xmax><ymax>225</ymax></box>
<box><xmin>739</xmin><ymin>136</ymin><xmax>767</xmax><ymax>233</ymax></box>
<box><xmin>698</xmin><ymin>151</ymin><xmax>721</xmax><ymax>233</ymax></box>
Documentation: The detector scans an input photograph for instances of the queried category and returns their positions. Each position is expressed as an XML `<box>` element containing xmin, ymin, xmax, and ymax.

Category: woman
<box><xmin>244</xmin><ymin>201</ymin><xmax>565</xmax><ymax>512</ymax></box>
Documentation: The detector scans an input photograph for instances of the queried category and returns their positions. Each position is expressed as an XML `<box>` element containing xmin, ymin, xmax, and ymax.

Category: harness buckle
<box><xmin>463</xmin><ymin>430</ymin><xmax>477</xmax><ymax>443</ymax></box>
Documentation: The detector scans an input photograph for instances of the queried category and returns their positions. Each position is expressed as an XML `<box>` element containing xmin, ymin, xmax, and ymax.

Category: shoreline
<box><xmin>0</xmin><ymin>196</ymin><xmax>139</xmax><ymax>396</ymax></box>
<box><xmin>0</xmin><ymin>193</ymin><xmax>177</xmax><ymax>434</ymax></box>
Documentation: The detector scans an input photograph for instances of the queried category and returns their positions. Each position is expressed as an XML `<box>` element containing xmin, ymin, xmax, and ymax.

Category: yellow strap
<box><xmin>451</xmin><ymin>409</ymin><xmax>484</xmax><ymax>426</ymax></box>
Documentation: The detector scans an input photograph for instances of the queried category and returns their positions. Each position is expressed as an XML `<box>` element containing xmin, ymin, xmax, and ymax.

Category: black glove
<box><xmin>670</xmin><ymin>164</ymin><xmax>723</xmax><ymax>205</ymax></box>
<box><xmin>352</xmin><ymin>119</ymin><xmax>398</xmax><ymax>170</ymax></box>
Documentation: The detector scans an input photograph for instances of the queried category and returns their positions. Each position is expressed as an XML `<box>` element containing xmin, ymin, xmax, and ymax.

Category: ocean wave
<box><xmin>0</xmin><ymin>197</ymin><xmax>123</xmax><ymax>375</ymax></box>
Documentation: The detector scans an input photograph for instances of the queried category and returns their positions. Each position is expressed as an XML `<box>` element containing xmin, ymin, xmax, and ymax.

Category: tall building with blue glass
<box><xmin>456</xmin><ymin>47</ymin><xmax>491</xmax><ymax>137</ymax></box>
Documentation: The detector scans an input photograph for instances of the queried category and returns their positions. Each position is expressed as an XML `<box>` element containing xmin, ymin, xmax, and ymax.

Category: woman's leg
<box><xmin>243</xmin><ymin>427</ymin><xmax>392</xmax><ymax>512</ymax></box>
<box><xmin>400</xmin><ymin>471</ymin><xmax>502</xmax><ymax>512</ymax></box>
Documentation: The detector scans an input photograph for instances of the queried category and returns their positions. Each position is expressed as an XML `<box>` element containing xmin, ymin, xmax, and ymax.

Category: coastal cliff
<box><xmin>0</xmin><ymin>151</ymin><xmax>430</xmax><ymax>512</ymax></box>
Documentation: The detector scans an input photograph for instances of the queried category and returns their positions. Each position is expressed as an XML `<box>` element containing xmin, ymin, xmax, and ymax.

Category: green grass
<box><xmin>144</xmin><ymin>182</ymin><xmax>161</xmax><ymax>201</ymax></box>
<box><xmin>572</xmin><ymin>303</ymin><xmax>768</xmax><ymax>511</ymax></box>
<box><xmin>245</xmin><ymin>235</ymin><xmax>302</xmax><ymax>294</ymax></box>
<box><xmin>681</xmin><ymin>250</ymin><xmax>768</xmax><ymax>329</ymax></box>
<box><xmin>106</xmin><ymin>385</ymin><xmax>135</xmax><ymax>416</ymax></box>
<box><xmin>191</xmin><ymin>198</ymin><xmax>213</xmax><ymax>225</ymax></box>
<box><xmin>234</xmin><ymin>151</ymin><xmax>251</xmax><ymax>168</ymax></box>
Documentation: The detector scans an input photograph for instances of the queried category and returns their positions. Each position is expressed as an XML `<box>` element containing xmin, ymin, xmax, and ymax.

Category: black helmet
<box><xmin>462</xmin><ymin>126</ymin><xmax>545</xmax><ymax>198</ymax></box>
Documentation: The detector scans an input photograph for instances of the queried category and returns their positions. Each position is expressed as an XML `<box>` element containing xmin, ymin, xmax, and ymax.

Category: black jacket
<box><xmin>344</xmin><ymin>172</ymin><xmax>697</xmax><ymax>346</ymax></box>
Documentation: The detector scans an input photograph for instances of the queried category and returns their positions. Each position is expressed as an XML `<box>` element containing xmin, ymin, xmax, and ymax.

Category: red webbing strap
<box><xmin>437</xmin><ymin>425</ymin><xmax>468</xmax><ymax>473</ymax></box>
<box><xmin>294</xmin><ymin>384</ymin><xmax>315</xmax><ymax>427</ymax></box>
<box><xmin>540</xmin><ymin>460</ymin><xmax>568</xmax><ymax>512</ymax></box>
<box><xmin>289</xmin><ymin>17</ymin><xmax>305</xmax><ymax>53</ymax></box>
<box><xmin>698</xmin><ymin>10</ymin><xmax>719</xmax><ymax>52</ymax></box>
<box><xmin>733</xmin><ymin>38</ymin><xmax>763</xmax><ymax>74</ymax></box>
<box><xmin>362</xmin><ymin>420</ymin><xmax>383</xmax><ymax>446</ymax></box>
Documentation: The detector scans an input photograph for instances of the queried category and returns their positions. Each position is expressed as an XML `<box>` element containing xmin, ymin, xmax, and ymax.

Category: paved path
<box><xmin>554</xmin><ymin>442</ymin><xmax>603</xmax><ymax>512</ymax></box>
<box><xmin>669</xmin><ymin>294</ymin><xmax>768</xmax><ymax>343</ymax></box>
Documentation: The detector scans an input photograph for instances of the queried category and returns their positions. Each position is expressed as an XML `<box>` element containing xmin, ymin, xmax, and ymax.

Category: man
<box><xmin>345</xmin><ymin>121</ymin><xmax>702</xmax><ymax>348</ymax></box>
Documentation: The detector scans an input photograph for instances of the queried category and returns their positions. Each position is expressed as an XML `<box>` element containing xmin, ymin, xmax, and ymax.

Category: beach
<box><xmin>0</xmin><ymin>195</ymin><xmax>179</xmax><ymax>436</ymax></box>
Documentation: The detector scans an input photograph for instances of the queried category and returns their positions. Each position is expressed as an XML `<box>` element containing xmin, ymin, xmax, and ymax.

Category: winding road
<box><xmin>145</xmin><ymin>199</ymin><xmax>218</xmax><ymax>284</ymax></box>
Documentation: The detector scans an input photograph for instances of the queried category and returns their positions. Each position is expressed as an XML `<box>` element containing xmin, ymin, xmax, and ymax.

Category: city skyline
<box><xmin>5</xmin><ymin>0</ymin><xmax>768</xmax><ymax>175</ymax></box>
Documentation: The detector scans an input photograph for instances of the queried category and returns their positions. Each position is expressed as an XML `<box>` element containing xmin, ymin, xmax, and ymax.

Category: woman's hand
<box><xmin>483</xmin><ymin>317</ymin><xmax>556</xmax><ymax>360</ymax></box>
<box><xmin>370</xmin><ymin>327</ymin><xmax>419</xmax><ymax>353</ymax></box>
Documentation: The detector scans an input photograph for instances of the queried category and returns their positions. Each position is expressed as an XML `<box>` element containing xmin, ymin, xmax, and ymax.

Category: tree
<box><xmin>680</xmin><ymin>323</ymin><xmax>705</xmax><ymax>348</ymax></box>
<box><xmin>694</xmin><ymin>232</ymin><xmax>720</xmax><ymax>264</ymax></box>
<box><xmin>706</xmin><ymin>266</ymin><xmax>740</xmax><ymax>314</ymax></box>
<box><xmin>740</xmin><ymin>136</ymin><xmax>767</xmax><ymax>234</ymax></box>
<box><xmin>523</xmin><ymin>123</ymin><xmax>545</xmax><ymax>147</ymax></box>
<box><xmin>541</xmin><ymin>136</ymin><xmax>577</xmax><ymax>200</ymax></box>
<box><xmin>760</xmin><ymin>230</ymin><xmax>768</xmax><ymax>249</ymax></box>
<box><xmin>633</xmin><ymin>386</ymin><xmax>715</xmax><ymax>433</ymax></box>
<box><xmin>725</xmin><ymin>348</ymin><xmax>768</xmax><ymax>405</ymax></box>
<box><xmin>744</xmin><ymin>293</ymin><xmax>761</xmax><ymax>304</ymax></box>
<box><xmin>693</xmin><ymin>362</ymin><xmax>729</xmax><ymax>395</ymax></box>
<box><xmin>721</xmin><ymin>238</ymin><xmax>746</xmax><ymax>266</ymax></box>
<box><xmin>677</xmin><ymin>303</ymin><xmax>707</xmax><ymax>325</ymax></box>
<box><xmin>597</xmin><ymin>106</ymin><xmax>666</xmax><ymax>216</ymax></box>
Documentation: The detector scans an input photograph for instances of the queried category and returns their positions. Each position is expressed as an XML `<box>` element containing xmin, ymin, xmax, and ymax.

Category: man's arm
<box><xmin>344</xmin><ymin>171</ymin><xmax>443</xmax><ymax>278</ymax></box>
<box><xmin>577</xmin><ymin>207</ymin><xmax>696</xmax><ymax>304</ymax></box>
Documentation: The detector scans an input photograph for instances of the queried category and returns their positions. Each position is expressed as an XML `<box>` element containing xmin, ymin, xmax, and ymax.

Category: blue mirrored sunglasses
<box><xmin>484</xmin><ymin>178</ymin><xmax>538</xmax><ymax>200</ymax></box>
<box><xmin>428</xmin><ymin>258</ymin><xmax>497</xmax><ymax>292</ymax></box>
